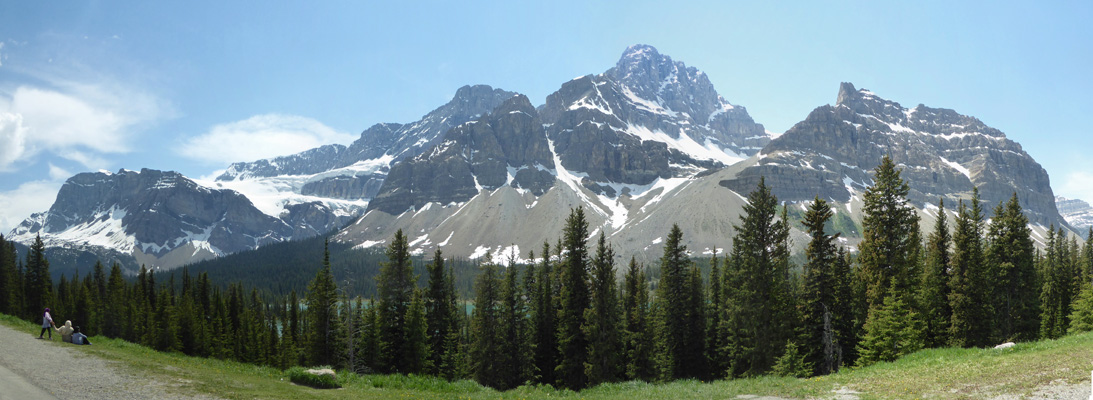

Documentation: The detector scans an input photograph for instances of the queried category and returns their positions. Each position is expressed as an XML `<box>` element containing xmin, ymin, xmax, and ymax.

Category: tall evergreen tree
<box><xmin>376</xmin><ymin>229</ymin><xmax>416</xmax><ymax>373</ymax></box>
<box><xmin>949</xmin><ymin>189</ymin><xmax>991</xmax><ymax>347</ymax></box>
<box><xmin>655</xmin><ymin>224</ymin><xmax>707</xmax><ymax>380</ymax></box>
<box><xmin>919</xmin><ymin>198</ymin><xmax>952</xmax><ymax>348</ymax></box>
<box><xmin>0</xmin><ymin>235</ymin><xmax>21</xmax><ymax>315</ymax></box>
<box><xmin>531</xmin><ymin>241</ymin><xmax>558</xmax><ymax>385</ymax></box>
<box><xmin>403</xmin><ymin>289</ymin><xmax>431</xmax><ymax>374</ymax></box>
<box><xmin>555</xmin><ymin>207</ymin><xmax>591</xmax><ymax>390</ymax></box>
<box><xmin>706</xmin><ymin>253</ymin><xmax>725</xmax><ymax>376</ymax></box>
<box><xmin>858</xmin><ymin>156</ymin><xmax>922</xmax><ymax>311</ymax></box>
<box><xmin>799</xmin><ymin>197</ymin><xmax>845</xmax><ymax>375</ymax></box>
<box><xmin>622</xmin><ymin>257</ymin><xmax>655</xmax><ymax>381</ymax></box>
<box><xmin>24</xmin><ymin>234</ymin><xmax>52</xmax><ymax>320</ymax></box>
<box><xmin>1040</xmin><ymin>226</ymin><xmax>1073</xmax><ymax>339</ymax></box>
<box><xmin>424</xmin><ymin>249</ymin><xmax>456</xmax><ymax>375</ymax></box>
<box><xmin>469</xmin><ymin>260</ymin><xmax>503</xmax><ymax>388</ymax></box>
<box><xmin>103</xmin><ymin>263</ymin><xmax>126</xmax><ymax>338</ymax></box>
<box><xmin>721</xmin><ymin>178</ymin><xmax>792</xmax><ymax>377</ymax></box>
<box><xmin>585</xmin><ymin>233</ymin><xmax>621</xmax><ymax>385</ymax></box>
<box><xmin>498</xmin><ymin>257</ymin><xmax>531</xmax><ymax>389</ymax></box>
<box><xmin>986</xmin><ymin>193</ymin><xmax>1039</xmax><ymax>342</ymax></box>
<box><xmin>304</xmin><ymin>239</ymin><xmax>341</xmax><ymax>366</ymax></box>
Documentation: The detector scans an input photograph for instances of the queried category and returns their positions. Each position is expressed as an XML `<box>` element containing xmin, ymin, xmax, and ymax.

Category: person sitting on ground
<box><xmin>71</xmin><ymin>326</ymin><xmax>91</xmax><ymax>345</ymax></box>
<box><xmin>38</xmin><ymin>308</ymin><xmax>55</xmax><ymax>340</ymax></box>
<box><xmin>57</xmin><ymin>320</ymin><xmax>74</xmax><ymax>343</ymax></box>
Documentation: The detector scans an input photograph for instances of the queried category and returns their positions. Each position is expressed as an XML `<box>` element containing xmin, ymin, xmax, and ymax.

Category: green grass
<box><xmin>2</xmin><ymin>313</ymin><xmax>1090</xmax><ymax>399</ymax></box>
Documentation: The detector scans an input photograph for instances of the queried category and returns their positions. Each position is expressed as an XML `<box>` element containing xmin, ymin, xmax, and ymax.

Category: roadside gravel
<box><xmin>0</xmin><ymin>323</ymin><xmax>219</xmax><ymax>400</ymax></box>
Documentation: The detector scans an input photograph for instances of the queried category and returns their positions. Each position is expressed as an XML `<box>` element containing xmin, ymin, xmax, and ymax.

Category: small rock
<box><xmin>305</xmin><ymin>368</ymin><xmax>336</xmax><ymax>378</ymax></box>
<box><xmin>994</xmin><ymin>342</ymin><xmax>1016</xmax><ymax>349</ymax></box>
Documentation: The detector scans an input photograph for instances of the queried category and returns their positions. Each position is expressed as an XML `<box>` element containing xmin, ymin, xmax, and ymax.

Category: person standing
<box><xmin>38</xmin><ymin>308</ymin><xmax>55</xmax><ymax>340</ymax></box>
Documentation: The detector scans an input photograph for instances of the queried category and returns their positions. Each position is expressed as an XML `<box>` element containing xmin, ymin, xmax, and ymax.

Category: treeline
<box><xmin>171</xmin><ymin>234</ymin><xmax>479</xmax><ymax>299</ymax></box>
<box><xmin>4</xmin><ymin>155</ymin><xmax>1093</xmax><ymax>392</ymax></box>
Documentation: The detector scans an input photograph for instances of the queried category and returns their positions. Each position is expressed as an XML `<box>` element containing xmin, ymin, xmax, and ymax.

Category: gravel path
<box><xmin>0</xmin><ymin>323</ymin><xmax>219</xmax><ymax>400</ymax></box>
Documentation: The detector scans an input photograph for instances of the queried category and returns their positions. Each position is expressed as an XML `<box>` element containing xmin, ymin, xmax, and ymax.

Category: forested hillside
<box><xmin>2</xmin><ymin>157</ymin><xmax>1093</xmax><ymax>392</ymax></box>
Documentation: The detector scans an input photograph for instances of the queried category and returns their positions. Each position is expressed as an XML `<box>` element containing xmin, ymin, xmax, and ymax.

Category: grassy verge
<box><xmin>2</xmin><ymin>313</ymin><xmax>1090</xmax><ymax>399</ymax></box>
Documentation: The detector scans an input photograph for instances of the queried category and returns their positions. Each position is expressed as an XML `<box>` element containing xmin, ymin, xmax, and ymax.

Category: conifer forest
<box><xmin>4</xmin><ymin>156</ymin><xmax>1093</xmax><ymax>391</ymax></box>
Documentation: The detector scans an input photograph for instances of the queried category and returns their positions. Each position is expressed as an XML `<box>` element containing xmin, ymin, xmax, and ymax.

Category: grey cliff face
<box><xmin>12</xmin><ymin>169</ymin><xmax>294</xmax><ymax>259</ymax></box>
<box><xmin>540</xmin><ymin>44</ymin><xmax>768</xmax><ymax>187</ymax></box>
<box><xmin>723</xmin><ymin>82</ymin><xmax>1063</xmax><ymax>226</ymax></box>
<box><xmin>368</xmin><ymin>94</ymin><xmax>554</xmax><ymax>215</ymax></box>
<box><xmin>216</xmin><ymin>85</ymin><xmax>517</xmax><ymax>201</ymax></box>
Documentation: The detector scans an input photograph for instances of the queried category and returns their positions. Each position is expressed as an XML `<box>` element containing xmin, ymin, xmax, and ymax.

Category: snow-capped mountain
<box><xmin>10</xmin><ymin>169</ymin><xmax>303</xmax><ymax>271</ymax></box>
<box><xmin>9</xmin><ymin>45</ymin><xmax>1074</xmax><ymax>271</ymax></box>
<box><xmin>722</xmin><ymin>82</ymin><xmax>1065</xmax><ymax>227</ymax></box>
<box><xmin>1057</xmin><ymin>196</ymin><xmax>1093</xmax><ymax>232</ymax></box>
<box><xmin>337</xmin><ymin>45</ymin><xmax>784</xmax><ymax>263</ymax></box>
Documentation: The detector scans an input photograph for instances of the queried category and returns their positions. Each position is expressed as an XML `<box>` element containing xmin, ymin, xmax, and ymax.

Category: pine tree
<box><xmin>0</xmin><ymin>235</ymin><xmax>24</xmax><ymax>316</ymax></box>
<box><xmin>919</xmin><ymin>198</ymin><xmax>952</xmax><ymax>348</ymax></box>
<box><xmin>986</xmin><ymin>193</ymin><xmax>1039</xmax><ymax>342</ymax></box>
<box><xmin>470</xmin><ymin>260</ymin><xmax>503</xmax><ymax>388</ymax></box>
<box><xmin>857</xmin><ymin>286</ymin><xmax>924</xmax><ymax>366</ymax></box>
<box><xmin>531</xmin><ymin>242</ymin><xmax>558</xmax><ymax>385</ymax></box>
<box><xmin>24</xmin><ymin>234</ymin><xmax>52</xmax><ymax>320</ymax></box>
<box><xmin>1040</xmin><ymin>227</ymin><xmax>1072</xmax><ymax>339</ymax></box>
<box><xmin>424</xmin><ymin>249</ymin><xmax>456</xmax><ymax>375</ymax></box>
<box><xmin>103</xmin><ymin>263</ymin><xmax>126</xmax><ymax>338</ymax></box>
<box><xmin>721</xmin><ymin>178</ymin><xmax>792</xmax><ymax>377</ymax></box>
<box><xmin>858</xmin><ymin>156</ymin><xmax>921</xmax><ymax>311</ymax></box>
<box><xmin>949</xmin><ymin>189</ymin><xmax>991</xmax><ymax>347</ymax></box>
<box><xmin>799</xmin><ymin>196</ymin><xmax>844</xmax><ymax>376</ymax></box>
<box><xmin>772</xmin><ymin>341</ymin><xmax>811</xmax><ymax>378</ymax></box>
<box><xmin>706</xmin><ymin>253</ymin><xmax>725</xmax><ymax>376</ymax></box>
<box><xmin>556</xmin><ymin>207</ymin><xmax>591</xmax><ymax>390</ymax></box>
<box><xmin>403</xmin><ymin>289</ymin><xmax>431</xmax><ymax>374</ymax></box>
<box><xmin>584</xmin><ymin>233</ymin><xmax>621</xmax><ymax>385</ymax></box>
<box><xmin>1069</xmin><ymin>282</ymin><xmax>1093</xmax><ymax>334</ymax></box>
<box><xmin>304</xmin><ymin>239</ymin><xmax>341</xmax><ymax>366</ymax></box>
<box><xmin>357</xmin><ymin>298</ymin><xmax>382</xmax><ymax>373</ymax></box>
<box><xmin>498</xmin><ymin>257</ymin><xmax>531</xmax><ymax>389</ymax></box>
<box><xmin>376</xmin><ymin>229</ymin><xmax>416</xmax><ymax>373</ymax></box>
<box><xmin>622</xmin><ymin>257</ymin><xmax>655</xmax><ymax>381</ymax></box>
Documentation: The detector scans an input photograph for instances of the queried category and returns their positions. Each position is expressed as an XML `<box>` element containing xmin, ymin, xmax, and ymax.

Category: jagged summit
<box><xmin>724</xmin><ymin>83</ymin><xmax>1061</xmax><ymax>226</ymax></box>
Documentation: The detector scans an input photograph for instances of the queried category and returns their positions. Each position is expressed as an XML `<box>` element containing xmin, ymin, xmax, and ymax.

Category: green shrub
<box><xmin>286</xmin><ymin>366</ymin><xmax>341</xmax><ymax>389</ymax></box>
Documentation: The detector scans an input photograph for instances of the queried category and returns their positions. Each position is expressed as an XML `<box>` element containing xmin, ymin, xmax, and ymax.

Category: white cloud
<box><xmin>0</xmin><ymin>82</ymin><xmax>172</xmax><ymax>170</ymax></box>
<box><xmin>177</xmin><ymin>114</ymin><xmax>356</xmax><ymax>165</ymax></box>
<box><xmin>0</xmin><ymin>179</ymin><xmax>62</xmax><ymax>234</ymax></box>
<box><xmin>48</xmin><ymin>163</ymin><xmax>72</xmax><ymax>181</ymax></box>
<box><xmin>1060</xmin><ymin>171</ymin><xmax>1093</xmax><ymax>204</ymax></box>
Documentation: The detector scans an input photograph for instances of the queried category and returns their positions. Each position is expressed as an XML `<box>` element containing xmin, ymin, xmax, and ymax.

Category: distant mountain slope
<box><xmin>1057</xmin><ymin>196</ymin><xmax>1093</xmax><ymax>232</ymax></box>
<box><xmin>722</xmin><ymin>82</ymin><xmax>1064</xmax><ymax>227</ymax></box>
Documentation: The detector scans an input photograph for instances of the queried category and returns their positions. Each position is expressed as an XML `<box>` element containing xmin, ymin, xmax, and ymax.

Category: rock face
<box><xmin>216</xmin><ymin>85</ymin><xmax>517</xmax><ymax>201</ymax></box>
<box><xmin>368</xmin><ymin>95</ymin><xmax>555</xmax><ymax>214</ymax></box>
<box><xmin>540</xmin><ymin>44</ymin><xmax>770</xmax><ymax>188</ymax></box>
<box><xmin>722</xmin><ymin>82</ymin><xmax>1064</xmax><ymax>226</ymax></box>
<box><xmin>10</xmin><ymin>169</ymin><xmax>296</xmax><ymax>270</ymax></box>
<box><xmin>1057</xmin><ymin>196</ymin><xmax>1093</xmax><ymax>232</ymax></box>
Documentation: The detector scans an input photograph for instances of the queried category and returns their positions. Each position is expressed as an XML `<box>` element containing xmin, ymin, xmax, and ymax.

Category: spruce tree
<box><xmin>706</xmin><ymin>253</ymin><xmax>725</xmax><ymax>376</ymax></box>
<box><xmin>857</xmin><ymin>286</ymin><xmax>924</xmax><ymax>366</ymax></box>
<box><xmin>498</xmin><ymin>257</ymin><xmax>531</xmax><ymax>389</ymax></box>
<box><xmin>24</xmin><ymin>234</ymin><xmax>52</xmax><ymax>320</ymax></box>
<box><xmin>919</xmin><ymin>198</ymin><xmax>952</xmax><ymax>348</ymax></box>
<box><xmin>103</xmin><ymin>263</ymin><xmax>126</xmax><ymax>338</ymax></box>
<box><xmin>858</xmin><ymin>156</ymin><xmax>921</xmax><ymax>311</ymax></box>
<box><xmin>556</xmin><ymin>207</ymin><xmax>591</xmax><ymax>390</ymax></box>
<box><xmin>585</xmin><ymin>233</ymin><xmax>621</xmax><ymax>385</ymax></box>
<box><xmin>304</xmin><ymin>239</ymin><xmax>341</xmax><ymax>366</ymax></box>
<box><xmin>622</xmin><ymin>257</ymin><xmax>655</xmax><ymax>381</ymax></box>
<box><xmin>531</xmin><ymin>241</ymin><xmax>558</xmax><ymax>385</ymax></box>
<box><xmin>949</xmin><ymin>189</ymin><xmax>991</xmax><ymax>347</ymax></box>
<box><xmin>376</xmin><ymin>229</ymin><xmax>416</xmax><ymax>373</ymax></box>
<box><xmin>986</xmin><ymin>193</ymin><xmax>1038</xmax><ymax>342</ymax></box>
<box><xmin>721</xmin><ymin>178</ymin><xmax>792</xmax><ymax>377</ymax></box>
<box><xmin>424</xmin><ymin>249</ymin><xmax>456</xmax><ymax>375</ymax></box>
<box><xmin>470</xmin><ymin>260</ymin><xmax>503</xmax><ymax>388</ymax></box>
<box><xmin>403</xmin><ymin>289</ymin><xmax>431</xmax><ymax>374</ymax></box>
<box><xmin>799</xmin><ymin>196</ymin><xmax>844</xmax><ymax>375</ymax></box>
<box><xmin>0</xmin><ymin>235</ymin><xmax>23</xmax><ymax>316</ymax></box>
<box><xmin>1069</xmin><ymin>282</ymin><xmax>1093</xmax><ymax>334</ymax></box>
<box><xmin>1040</xmin><ymin>227</ymin><xmax>1071</xmax><ymax>339</ymax></box>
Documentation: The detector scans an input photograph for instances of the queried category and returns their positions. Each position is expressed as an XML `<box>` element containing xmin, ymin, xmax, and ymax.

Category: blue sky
<box><xmin>1</xmin><ymin>1</ymin><xmax>1090</xmax><ymax>232</ymax></box>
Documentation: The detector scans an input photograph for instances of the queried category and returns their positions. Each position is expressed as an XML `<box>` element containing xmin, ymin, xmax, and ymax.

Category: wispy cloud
<box><xmin>0</xmin><ymin>80</ymin><xmax>173</xmax><ymax>171</ymax></box>
<box><xmin>177</xmin><ymin>114</ymin><xmax>356</xmax><ymax>165</ymax></box>
<box><xmin>0</xmin><ymin>179</ymin><xmax>63</xmax><ymax>234</ymax></box>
